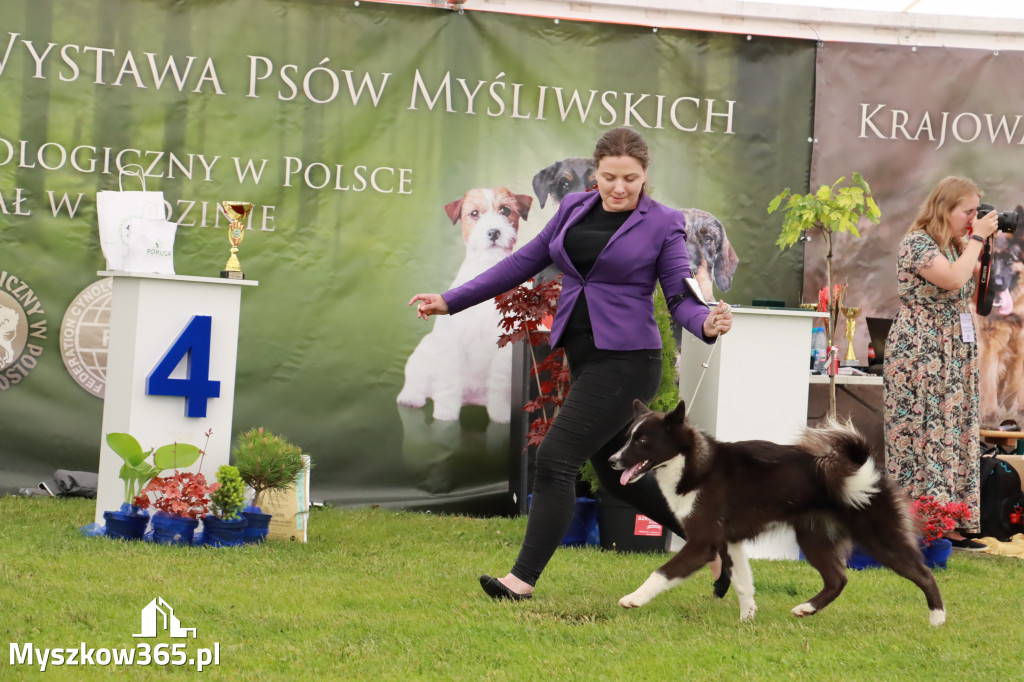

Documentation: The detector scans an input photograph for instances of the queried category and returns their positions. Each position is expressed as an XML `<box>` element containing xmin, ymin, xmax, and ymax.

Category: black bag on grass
<box><xmin>979</xmin><ymin>456</ymin><xmax>1024</xmax><ymax>542</ymax></box>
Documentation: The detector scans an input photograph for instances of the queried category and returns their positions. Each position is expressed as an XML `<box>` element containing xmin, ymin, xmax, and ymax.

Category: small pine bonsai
<box><xmin>209</xmin><ymin>465</ymin><xmax>246</xmax><ymax>520</ymax></box>
<box><xmin>231</xmin><ymin>427</ymin><xmax>307</xmax><ymax>510</ymax></box>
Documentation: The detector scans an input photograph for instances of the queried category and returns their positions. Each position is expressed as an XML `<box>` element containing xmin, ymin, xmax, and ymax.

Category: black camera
<box><xmin>976</xmin><ymin>203</ymin><xmax>1024</xmax><ymax>234</ymax></box>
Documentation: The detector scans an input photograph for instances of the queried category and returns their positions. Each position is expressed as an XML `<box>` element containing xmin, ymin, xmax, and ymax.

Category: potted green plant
<box><xmin>202</xmin><ymin>465</ymin><xmax>248</xmax><ymax>547</ymax></box>
<box><xmin>103</xmin><ymin>433</ymin><xmax>202</xmax><ymax>540</ymax></box>
<box><xmin>231</xmin><ymin>427</ymin><xmax>308</xmax><ymax>543</ymax></box>
<box><xmin>768</xmin><ymin>172</ymin><xmax>881</xmax><ymax>416</ymax></box>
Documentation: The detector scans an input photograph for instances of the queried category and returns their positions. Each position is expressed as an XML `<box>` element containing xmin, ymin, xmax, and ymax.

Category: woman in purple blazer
<box><xmin>409</xmin><ymin>127</ymin><xmax>733</xmax><ymax>600</ymax></box>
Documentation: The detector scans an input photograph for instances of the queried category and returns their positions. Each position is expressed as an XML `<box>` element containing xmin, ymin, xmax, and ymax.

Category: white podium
<box><xmin>94</xmin><ymin>271</ymin><xmax>257</xmax><ymax>525</ymax></box>
<box><xmin>676</xmin><ymin>306</ymin><xmax>817</xmax><ymax>559</ymax></box>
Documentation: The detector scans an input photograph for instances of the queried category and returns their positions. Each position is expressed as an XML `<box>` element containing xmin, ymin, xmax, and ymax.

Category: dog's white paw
<box><xmin>396</xmin><ymin>391</ymin><xmax>426</xmax><ymax>408</ymax></box>
<box><xmin>790</xmin><ymin>602</ymin><xmax>817</xmax><ymax>618</ymax></box>
<box><xmin>618</xmin><ymin>593</ymin><xmax>644</xmax><ymax>609</ymax></box>
<box><xmin>929</xmin><ymin>608</ymin><xmax>946</xmax><ymax>627</ymax></box>
<box><xmin>739</xmin><ymin>602</ymin><xmax>758</xmax><ymax>621</ymax></box>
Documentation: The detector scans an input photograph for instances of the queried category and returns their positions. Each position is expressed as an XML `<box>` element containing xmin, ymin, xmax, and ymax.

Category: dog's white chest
<box><xmin>654</xmin><ymin>458</ymin><xmax>697</xmax><ymax>521</ymax></box>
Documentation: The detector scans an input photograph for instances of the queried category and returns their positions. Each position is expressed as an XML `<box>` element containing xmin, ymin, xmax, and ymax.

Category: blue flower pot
<box><xmin>241</xmin><ymin>509</ymin><xmax>273</xmax><ymax>544</ymax></box>
<box><xmin>201</xmin><ymin>514</ymin><xmax>248</xmax><ymax>547</ymax></box>
<box><xmin>845</xmin><ymin>537</ymin><xmax>953</xmax><ymax>571</ymax></box>
<box><xmin>103</xmin><ymin>505</ymin><xmax>150</xmax><ymax>541</ymax></box>
<box><xmin>150</xmin><ymin>512</ymin><xmax>200</xmax><ymax>546</ymax></box>
<box><xmin>920</xmin><ymin>538</ymin><xmax>953</xmax><ymax>570</ymax></box>
<box><xmin>846</xmin><ymin>544</ymin><xmax>882</xmax><ymax>570</ymax></box>
<box><xmin>527</xmin><ymin>495</ymin><xmax>599</xmax><ymax>547</ymax></box>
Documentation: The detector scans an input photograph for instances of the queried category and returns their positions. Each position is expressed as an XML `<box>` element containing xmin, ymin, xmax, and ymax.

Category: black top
<box><xmin>562</xmin><ymin>203</ymin><xmax>633</xmax><ymax>337</ymax></box>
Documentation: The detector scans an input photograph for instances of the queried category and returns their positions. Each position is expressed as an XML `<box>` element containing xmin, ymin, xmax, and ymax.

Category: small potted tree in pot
<box><xmin>231</xmin><ymin>427</ymin><xmax>307</xmax><ymax>543</ymax></box>
<box><xmin>768</xmin><ymin>172</ymin><xmax>881</xmax><ymax>417</ymax></box>
<box><xmin>202</xmin><ymin>465</ymin><xmax>248</xmax><ymax>547</ymax></box>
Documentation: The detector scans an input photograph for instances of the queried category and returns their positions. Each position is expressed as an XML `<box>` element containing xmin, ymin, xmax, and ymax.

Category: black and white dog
<box><xmin>609</xmin><ymin>400</ymin><xmax>945</xmax><ymax>626</ymax></box>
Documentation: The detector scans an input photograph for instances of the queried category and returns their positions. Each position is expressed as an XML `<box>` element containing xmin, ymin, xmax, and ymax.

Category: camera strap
<box><xmin>976</xmin><ymin>237</ymin><xmax>995</xmax><ymax>316</ymax></box>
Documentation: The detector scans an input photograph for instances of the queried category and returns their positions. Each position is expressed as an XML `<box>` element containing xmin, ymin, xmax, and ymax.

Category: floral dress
<box><xmin>883</xmin><ymin>230</ymin><xmax>980</xmax><ymax>532</ymax></box>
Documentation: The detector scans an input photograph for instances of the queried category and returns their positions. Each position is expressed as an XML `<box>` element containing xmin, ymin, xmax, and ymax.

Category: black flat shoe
<box><xmin>713</xmin><ymin>570</ymin><xmax>731</xmax><ymax>599</ymax></box>
<box><xmin>948</xmin><ymin>537</ymin><xmax>987</xmax><ymax>552</ymax></box>
<box><xmin>479</xmin><ymin>574</ymin><xmax>532</xmax><ymax>601</ymax></box>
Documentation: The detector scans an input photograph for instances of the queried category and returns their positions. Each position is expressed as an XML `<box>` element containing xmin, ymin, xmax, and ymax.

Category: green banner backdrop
<box><xmin>0</xmin><ymin>0</ymin><xmax>814</xmax><ymax>509</ymax></box>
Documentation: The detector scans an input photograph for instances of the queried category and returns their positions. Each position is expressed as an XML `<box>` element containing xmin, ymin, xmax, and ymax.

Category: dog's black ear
<box><xmin>714</xmin><ymin>229</ymin><xmax>740</xmax><ymax>292</ymax></box>
<box><xmin>665</xmin><ymin>400</ymin><xmax>687</xmax><ymax>429</ymax></box>
<box><xmin>632</xmin><ymin>399</ymin><xmax>651</xmax><ymax>419</ymax></box>
<box><xmin>532</xmin><ymin>162</ymin><xmax>561</xmax><ymax>209</ymax></box>
<box><xmin>443</xmin><ymin>198</ymin><xmax>464</xmax><ymax>225</ymax></box>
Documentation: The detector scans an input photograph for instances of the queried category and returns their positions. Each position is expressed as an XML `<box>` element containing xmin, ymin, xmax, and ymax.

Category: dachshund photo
<box><xmin>682</xmin><ymin>208</ymin><xmax>740</xmax><ymax>301</ymax></box>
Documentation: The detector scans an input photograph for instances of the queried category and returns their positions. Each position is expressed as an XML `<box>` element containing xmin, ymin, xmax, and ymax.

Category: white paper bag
<box><xmin>122</xmin><ymin>218</ymin><xmax>177</xmax><ymax>274</ymax></box>
<box><xmin>263</xmin><ymin>455</ymin><xmax>311</xmax><ymax>542</ymax></box>
<box><xmin>96</xmin><ymin>167</ymin><xmax>167</xmax><ymax>270</ymax></box>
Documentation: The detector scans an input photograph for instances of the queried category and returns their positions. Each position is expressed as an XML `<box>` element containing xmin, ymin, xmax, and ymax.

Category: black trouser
<box><xmin>510</xmin><ymin>333</ymin><xmax>687</xmax><ymax>587</ymax></box>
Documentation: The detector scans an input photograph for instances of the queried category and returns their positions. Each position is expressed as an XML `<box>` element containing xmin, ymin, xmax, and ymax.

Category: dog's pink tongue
<box><xmin>620</xmin><ymin>463</ymin><xmax>642</xmax><ymax>486</ymax></box>
<box><xmin>998</xmin><ymin>289</ymin><xmax>1014</xmax><ymax>316</ymax></box>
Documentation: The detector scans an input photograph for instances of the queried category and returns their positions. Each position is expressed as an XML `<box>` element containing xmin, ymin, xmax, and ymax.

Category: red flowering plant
<box><xmin>495</xmin><ymin>276</ymin><xmax>570</xmax><ymax>449</ymax></box>
<box><xmin>131</xmin><ymin>430</ymin><xmax>217</xmax><ymax>520</ymax></box>
<box><xmin>911</xmin><ymin>495</ymin><xmax>972</xmax><ymax>546</ymax></box>
<box><xmin>133</xmin><ymin>471</ymin><xmax>219</xmax><ymax>520</ymax></box>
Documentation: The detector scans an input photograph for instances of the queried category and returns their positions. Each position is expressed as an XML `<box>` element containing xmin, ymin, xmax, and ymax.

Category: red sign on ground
<box><xmin>633</xmin><ymin>514</ymin><xmax>663</xmax><ymax>537</ymax></box>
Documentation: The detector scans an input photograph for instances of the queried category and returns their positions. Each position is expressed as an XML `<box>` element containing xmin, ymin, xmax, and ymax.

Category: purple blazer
<box><xmin>443</xmin><ymin>191</ymin><xmax>713</xmax><ymax>350</ymax></box>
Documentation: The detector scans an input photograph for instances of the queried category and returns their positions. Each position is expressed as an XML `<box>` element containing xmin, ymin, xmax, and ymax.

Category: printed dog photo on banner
<box><xmin>397</xmin><ymin>187</ymin><xmax>533</xmax><ymax>424</ymax></box>
<box><xmin>683</xmin><ymin>208</ymin><xmax>740</xmax><ymax>301</ymax></box>
<box><xmin>532</xmin><ymin>157</ymin><xmax>597</xmax><ymax>210</ymax></box>
<box><xmin>976</xmin><ymin>228</ymin><xmax>1024</xmax><ymax>426</ymax></box>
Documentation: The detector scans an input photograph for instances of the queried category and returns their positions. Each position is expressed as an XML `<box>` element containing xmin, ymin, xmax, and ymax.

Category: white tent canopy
<box><xmin>744</xmin><ymin>0</ymin><xmax>1024</xmax><ymax>19</ymax></box>
<box><xmin>469</xmin><ymin>0</ymin><xmax>1024</xmax><ymax>49</ymax></box>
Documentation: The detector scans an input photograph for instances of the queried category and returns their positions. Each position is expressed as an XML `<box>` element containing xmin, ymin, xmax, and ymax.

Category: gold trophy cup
<box><xmin>220</xmin><ymin>201</ymin><xmax>254</xmax><ymax>280</ymax></box>
<box><xmin>841</xmin><ymin>306</ymin><xmax>862</xmax><ymax>365</ymax></box>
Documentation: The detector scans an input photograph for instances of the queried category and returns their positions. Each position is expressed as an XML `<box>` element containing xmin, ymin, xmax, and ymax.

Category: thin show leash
<box><xmin>687</xmin><ymin>304</ymin><xmax>727</xmax><ymax>406</ymax></box>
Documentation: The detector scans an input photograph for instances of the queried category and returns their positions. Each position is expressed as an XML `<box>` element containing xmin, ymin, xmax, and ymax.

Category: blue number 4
<box><xmin>147</xmin><ymin>315</ymin><xmax>222</xmax><ymax>418</ymax></box>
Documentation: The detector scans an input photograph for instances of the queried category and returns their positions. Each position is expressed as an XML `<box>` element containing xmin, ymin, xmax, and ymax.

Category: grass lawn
<box><xmin>2</xmin><ymin>497</ymin><xmax>1023</xmax><ymax>681</ymax></box>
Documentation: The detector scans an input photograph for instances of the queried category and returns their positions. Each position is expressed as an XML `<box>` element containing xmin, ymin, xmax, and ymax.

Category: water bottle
<box><xmin>810</xmin><ymin>326</ymin><xmax>827</xmax><ymax>373</ymax></box>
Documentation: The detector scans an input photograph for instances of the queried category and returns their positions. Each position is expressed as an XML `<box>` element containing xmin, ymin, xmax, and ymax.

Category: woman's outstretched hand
<box><xmin>408</xmin><ymin>293</ymin><xmax>449</xmax><ymax>320</ymax></box>
<box><xmin>703</xmin><ymin>301</ymin><xmax>733</xmax><ymax>338</ymax></box>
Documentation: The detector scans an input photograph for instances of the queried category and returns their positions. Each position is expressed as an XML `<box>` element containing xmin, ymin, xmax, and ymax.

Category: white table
<box><xmin>675</xmin><ymin>307</ymin><xmax>818</xmax><ymax>559</ymax></box>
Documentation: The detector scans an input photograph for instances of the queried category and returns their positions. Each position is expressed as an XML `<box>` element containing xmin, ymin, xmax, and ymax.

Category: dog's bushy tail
<box><xmin>797</xmin><ymin>417</ymin><xmax>881</xmax><ymax>509</ymax></box>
